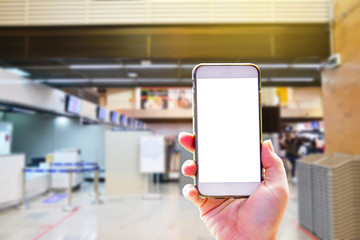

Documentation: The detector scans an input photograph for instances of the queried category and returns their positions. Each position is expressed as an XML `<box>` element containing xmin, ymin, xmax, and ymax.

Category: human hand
<box><xmin>179</xmin><ymin>132</ymin><xmax>289</xmax><ymax>240</ymax></box>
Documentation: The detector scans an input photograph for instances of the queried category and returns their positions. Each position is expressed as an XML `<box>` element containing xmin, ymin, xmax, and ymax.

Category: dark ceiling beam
<box><xmin>0</xmin><ymin>24</ymin><xmax>330</xmax><ymax>60</ymax></box>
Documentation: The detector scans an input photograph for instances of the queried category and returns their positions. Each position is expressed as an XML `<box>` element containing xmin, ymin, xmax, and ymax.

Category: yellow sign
<box><xmin>276</xmin><ymin>87</ymin><xmax>288</xmax><ymax>106</ymax></box>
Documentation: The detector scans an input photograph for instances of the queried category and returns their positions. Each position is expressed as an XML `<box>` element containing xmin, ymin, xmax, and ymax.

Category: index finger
<box><xmin>178</xmin><ymin>132</ymin><xmax>194</xmax><ymax>152</ymax></box>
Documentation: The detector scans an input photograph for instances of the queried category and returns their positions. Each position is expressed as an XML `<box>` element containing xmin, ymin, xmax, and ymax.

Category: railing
<box><xmin>21</xmin><ymin>162</ymin><xmax>102</xmax><ymax>212</ymax></box>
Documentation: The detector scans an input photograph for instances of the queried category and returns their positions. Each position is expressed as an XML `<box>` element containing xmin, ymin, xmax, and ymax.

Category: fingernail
<box><xmin>185</xmin><ymin>160</ymin><xmax>193</xmax><ymax>166</ymax></box>
<box><xmin>267</xmin><ymin>140</ymin><xmax>274</xmax><ymax>153</ymax></box>
<box><xmin>183</xmin><ymin>185</ymin><xmax>191</xmax><ymax>195</ymax></box>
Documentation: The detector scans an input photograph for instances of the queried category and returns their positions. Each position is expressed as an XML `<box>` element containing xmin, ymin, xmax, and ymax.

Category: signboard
<box><xmin>127</xmin><ymin>117</ymin><xmax>133</xmax><ymax>128</ymax></box>
<box><xmin>120</xmin><ymin>114</ymin><xmax>127</xmax><ymax>126</ymax></box>
<box><xmin>133</xmin><ymin>120</ymin><xmax>138</xmax><ymax>129</ymax></box>
<box><xmin>97</xmin><ymin>106</ymin><xmax>107</xmax><ymax>121</ymax></box>
<box><xmin>110</xmin><ymin>111</ymin><xmax>118</xmax><ymax>124</ymax></box>
<box><xmin>0</xmin><ymin>122</ymin><xmax>13</xmax><ymax>155</ymax></box>
<box><xmin>140</xmin><ymin>87</ymin><xmax>192</xmax><ymax>110</ymax></box>
<box><xmin>140</xmin><ymin>136</ymin><xmax>165</xmax><ymax>173</ymax></box>
<box><xmin>65</xmin><ymin>95</ymin><xmax>82</xmax><ymax>114</ymax></box>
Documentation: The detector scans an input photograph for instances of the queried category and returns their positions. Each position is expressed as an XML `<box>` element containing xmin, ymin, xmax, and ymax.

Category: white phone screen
<box><xmin>196</xmin><ymin>77</ymin><xmax>261</xmax><ymax>183</ymax></box>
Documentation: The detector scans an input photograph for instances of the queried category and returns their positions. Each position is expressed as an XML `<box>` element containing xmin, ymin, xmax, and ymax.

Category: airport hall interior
<box><xmin>0</xmin><ymin>0</ymin><xmax>359</xmax><ymax>239</ymax></box>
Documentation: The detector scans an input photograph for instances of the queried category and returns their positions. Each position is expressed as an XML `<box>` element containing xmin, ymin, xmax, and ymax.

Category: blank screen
<box><xmin>196</xmin><ymin>78</ymin><xmax>261</xmax><ymax>183</ymax></box>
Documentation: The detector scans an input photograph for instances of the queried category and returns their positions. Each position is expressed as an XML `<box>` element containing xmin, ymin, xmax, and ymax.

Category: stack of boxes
<box><xmin>297</xmin><ymin>154</ymin><xmax>360</xmax><ymax>240</ymax></box>
<box><xmin>297</xmin><ymin>154</ymin><xmax>327</xmax><ymax>232</ymax></box>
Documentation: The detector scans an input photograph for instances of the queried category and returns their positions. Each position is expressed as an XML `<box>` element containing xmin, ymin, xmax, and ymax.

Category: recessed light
<box><xmin>128</xmin><ymin>72</ymin><xmax>138</xmax><ymax>78</ymax></box>
<box><xmin>141</xmin><ymin>60</ymin><xmax>152</xmax><ymax>65</ymax></box>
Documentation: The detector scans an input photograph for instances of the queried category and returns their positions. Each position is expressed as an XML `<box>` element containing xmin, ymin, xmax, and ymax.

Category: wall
<box><xmin>5</xmin><ymin>113</ymin><xmax>55</xmax><ymax>162</ymax></box>
<box><xmin>321</xmin><ymin>0</ymin><xmax>360</xmax><ymax>154</ymax></box>
<box><xmin>5</xmin><ymin>113</ymin><xmax>108</xmax><ymax>169</ymax></box>
<box><xmin>53</xmin><ymin>117</ymin><xmax>108</xmax><ymax>169</ymax></box>
<box><xmin>147</xmin><ymin>123</ymin><xmax>192</xmax><ymax>136</ymax></box>
<box><xmin>105</xmin><ymin>130</ymin><xmax>152</xmax><ymax>196</ymax></box>
<box><xmin>0</xmin><ymin>69</ymin><xmax>67</xmax><ymax>115</ymax></box>
<box><xmin>106</xmin><ymin>88</ymin><xmax>136</xmax><ymax>110</ymax></box>
<box><xmin>287</xmin><ymin>88</ymin><xmax>322</xmax><ymax>109</ymax></box>
<box><xmin>262</xmin><ymin>87</ymin><xmax>277</xmax><ymax>106</ymax></box>
<box><xmin>0</xmin><ymin>68</ymin><xmax>102</xmax><ymax>122</ymax></box>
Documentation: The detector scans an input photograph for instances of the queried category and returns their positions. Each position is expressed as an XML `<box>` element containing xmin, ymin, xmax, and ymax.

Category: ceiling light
<box><xmin>47</xmin><ymin>79</ymin><xmax>89</xmax><ymax>83</ymax></box>
<box><xmin>69</xmin><ymin>64</ymin><xmax>122</xmax><ymax>69</ymax></box>
<box><xmin>290</xmin><ymin>64</ymin><xmax>321</xmax><ymax>69</ymax></box>
<box><xmin>181</xmin><ymin>64</ymin><xmax>196</xmax><ymax>68</ymax></box>
<box><xmin>4</xmin><ymin>68</ymin><xmax>30</xmax><ymax>77</ymax></box>
<box><xmin>128</xmin><ymin>72</ymin><xmax>138</xmax><ymax>78</ymax></box>
<box><xmin>33</xmin><ymin>79</ymin><xmax>45</xmax><ymax>83</ymax></box>
<box><xmin>141</xmin><ymin>60</ymin><xmax>152</xmax><ymax>65</ymax></box>
<box><xmin>91</xmin><ymin>78</ymin><xmax>135</xmax><ymax>83</ymax></box>
<box><xmin>257</xmin><ymin>64</ymin><xmax>289</xmax><ymax>69</ymax></box>
<box><xmin>181</xmin><ymin>79</ymin><xmax>193</xmax><ymax>82</ymax></box>
<box><xmin>12</xmin><ymin>107</ymin><xmax>36</xmax><ymax>115</ymax></box>
<box><xmin>271</xmin><ymin>77</ymin><xmax>314</xmax><ymax>82</ymax></box>
<box><xmin>126</xmin><ymin>64</ymin><xmax>178</xmax><ymax>69</ymax></box>
<box><xmin>261</xmin><ymin>78</ymin><xmax>269</xmax><ymax>82</ymax></box>
<box><xmin>137</xmin><ymin>78</ymin><xmax>178</xmax><ymax>83</ymax></box>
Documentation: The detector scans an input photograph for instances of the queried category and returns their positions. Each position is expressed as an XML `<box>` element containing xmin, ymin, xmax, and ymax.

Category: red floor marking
<box><xmin>39</xmin><ymin>224</ymin><xmax>52</xmax><ymax>229</ymax></box>
<box><xmin>32</xmin><ymin>206</ymin><xmax>81</xmax><ymax>240</ymax></box>
<box><xmin>290</xmin><ymin>219</ymin><xmax>318</xmax><ymax>240</ymax></box>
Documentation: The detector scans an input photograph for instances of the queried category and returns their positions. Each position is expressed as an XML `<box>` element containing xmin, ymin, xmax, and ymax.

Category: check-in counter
<box><xmin>25</xmin><ymin>170</ymin><xmax>49</xmax><ymax>199</ymax></box>
<box><xmin>0</xmin><ymin>154</ymin><xmax>24</xmax><ymax>209</ymax></box>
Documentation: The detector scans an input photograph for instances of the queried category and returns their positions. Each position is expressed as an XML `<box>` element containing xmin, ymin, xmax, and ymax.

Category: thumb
<box><xmin>262</xmin><ymin>140</ymin><xmax>287</xmax><ymax>184</ymax></box>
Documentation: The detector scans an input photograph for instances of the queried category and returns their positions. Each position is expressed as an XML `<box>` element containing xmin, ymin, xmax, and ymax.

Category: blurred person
<box><xmin>284</xmin><ymin>133</ymin><xmax>299</xmax><ymax>182</ymax></box>
<box><xmin>179</xmin><ymin>132</ymin><xmax>289</xmax><ymax>240</ymax></box>
<box><xmin>279</xmin><ymin>133</ymin><xmax>291</xmax><ymax>178</ymax></box>
<box><xmin>308</xmin><ymin>138</ymin><xmax>324</xmax><ymax>154</ymax></box>
<box><xmin>302</xmin><ymin>138</ymin><xmax>312</xmax><ymax>154</ymax></box>
<box><xmin>169</xmin><ymin>136</ymin><xmax>180</xmax><ymax>172</ymax></box>
<box><xmin>297</xmin><ymin>138</ymin><xmax>307</xmax><ymax>158</ymax></box>
<box><xmin>308</xmin><ymin>139</ymin><xmax>318</xmax><ymax>154</ymax></box>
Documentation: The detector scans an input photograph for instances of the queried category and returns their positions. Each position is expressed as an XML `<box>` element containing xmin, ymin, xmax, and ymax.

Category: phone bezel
<box><xmin>192</xmin><ymin>63</ymin><xmax>263</xmax><ymax>198</ymax></box>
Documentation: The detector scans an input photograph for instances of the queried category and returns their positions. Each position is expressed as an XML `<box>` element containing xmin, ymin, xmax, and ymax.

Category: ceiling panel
<box><xmin>0</xmin><ymin>24</ymin><xmax>329</xmax><ymax>87</ymax></box>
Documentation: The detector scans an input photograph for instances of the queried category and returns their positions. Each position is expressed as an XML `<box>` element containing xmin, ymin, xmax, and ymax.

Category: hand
<box><xmin>179</xmin><ymin>132</ymin><xmax>289</xmax><ymax>240</ymax></box>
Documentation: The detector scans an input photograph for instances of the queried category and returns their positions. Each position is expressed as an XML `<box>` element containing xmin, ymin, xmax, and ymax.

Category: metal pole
<box><xmin>92</xmin><ymin>163</ymin><xmax>102</xmax><ymax>204</ymax></box>
<box><xmin>48</xmin><ymin>162</ymin><xmax>52</xmax><ymax>193</ymax></box>
<box><xmin>146</xmin><ymin>173</ymin><xmax>150</xmax><ymax>195</ymax></box>
<box><xmin>63</xmin><ymin>169</ymin><xmax>74</xmax><ymax>212</ymax></box>
<box><xmin>20</xmin><ymin>168</ymin><xmax>28</xmax><ymax>209</ymax></box>
<box><xmin>156</xmin><ymin>173</ymin><xmax>160</xmax><ymax>195</ymax></box>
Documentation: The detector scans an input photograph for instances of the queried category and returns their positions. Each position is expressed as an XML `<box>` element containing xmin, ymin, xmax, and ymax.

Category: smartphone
<box><xmin>192</xmin><ymin>63</ymin><xmax>262</xmax><ymax>198</ymax></box>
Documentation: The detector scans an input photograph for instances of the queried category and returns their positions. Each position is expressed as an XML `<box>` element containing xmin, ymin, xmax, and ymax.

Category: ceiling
<box><xmin>0</xmin><ymin>57</ymin><xmax>323</xmax><ymax>87</ymax></box>
<box><xmin>0</xmin><ymin>24</ymin><xmax>329</xmax><ymax>87</ymax></box>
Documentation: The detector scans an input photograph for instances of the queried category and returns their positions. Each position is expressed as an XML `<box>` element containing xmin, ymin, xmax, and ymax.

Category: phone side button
<box><xmin>259</xmin><ymin>91</ymin><xmax>262</xmax><ymax>104</ymax></box>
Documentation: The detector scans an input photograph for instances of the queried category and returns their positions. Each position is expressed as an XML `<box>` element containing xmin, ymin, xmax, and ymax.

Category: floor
<box><xmin>0</xmin><ymin>181</ymin><xmax>316</xmax><ymax>240</ymax></box>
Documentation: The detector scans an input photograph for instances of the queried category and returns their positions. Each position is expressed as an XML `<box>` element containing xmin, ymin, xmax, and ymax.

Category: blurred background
<box><xmin>0</xmin><ymin>0</ymin><xmax>359</xmax><ymax>239</ymax></box>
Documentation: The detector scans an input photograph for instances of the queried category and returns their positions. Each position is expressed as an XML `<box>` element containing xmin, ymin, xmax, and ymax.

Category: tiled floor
<box><xmin>0</xmin><ymin>181</ymin><xmax>316</xmax><ymax>240</ymax></box>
